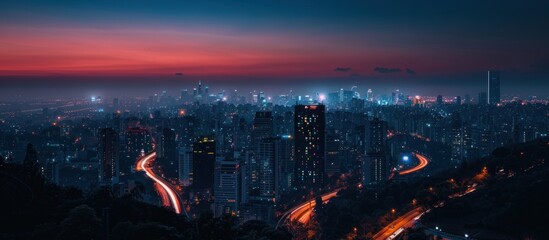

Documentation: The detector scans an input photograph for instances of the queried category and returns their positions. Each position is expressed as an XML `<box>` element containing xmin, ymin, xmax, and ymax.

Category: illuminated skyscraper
<box><xmin>488</xmin><ymin>71</ymin><xmax>500</xmax><ymax>105</ymax></box>
<box><xmin>294</xmin><ymin>104</ymin><xmax>325</xmax><ymax>189</ymax></box>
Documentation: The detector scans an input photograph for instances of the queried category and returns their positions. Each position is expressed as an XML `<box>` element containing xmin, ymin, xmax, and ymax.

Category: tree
<box><xmin>57</xmin><ymin>205</ymin><xmax>102</xmax><ymax>240</ymax></box>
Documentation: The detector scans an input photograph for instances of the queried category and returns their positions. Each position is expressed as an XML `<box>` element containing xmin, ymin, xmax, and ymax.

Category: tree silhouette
<box><xmin>57</xmin><ymin>205</ymin><xmax>102</xmax><ymax>240</ymax></box>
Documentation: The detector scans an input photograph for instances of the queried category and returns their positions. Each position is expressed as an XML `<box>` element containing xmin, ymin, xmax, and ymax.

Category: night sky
<box><xmin>1</xmin><ymin>0</ymin><xmax>548</xmax><ymax>97</ymax></box>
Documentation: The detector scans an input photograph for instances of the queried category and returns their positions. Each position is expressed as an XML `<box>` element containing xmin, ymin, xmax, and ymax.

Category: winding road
<box><xmin>399</xmin><ymin>153</ymin><xmax>429</xmax><ymax>175</ymax></box>
<box><xmin>136</xmin><ymin>152</ymin><xmax>186</xmax><ymax>216</ymax></box>
<box><xmin>276</xmin><ymin>189</ymin><xmax>341</xmax><ymax>228</ymax></box>
<box><xmin>372</xmin><ymin>208</ymin><xmax>424</xmax><ymax>240</ymax></box>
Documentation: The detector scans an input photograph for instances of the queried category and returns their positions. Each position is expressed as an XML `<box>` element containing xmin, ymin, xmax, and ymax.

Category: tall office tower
<box><xmin>391</xmin><ymin>90</ymin><xmax>400</xmax><ymax>105</ymax></box>
<box><xmin>23</xmin><ymin>143</ymin><xmax>39</xmax><ymax>169</ymax></box>
<box><xmin>192</xmin><ymin>136</ymin><xmax>216</xmax><ymax>191</ymax></box>
<box><xmin>478</xmin><ymin>92</ymin><xmax>488</xmax><ymax>105</ymax></box>
<box><xmin>198</xmin><ymin>80</ymin><xmax>203</xmax><ymax>96</ymax></box>
<box><xmin>99</xmin><ymin>128</ymin><xmax>119</xmax><ymax>185</ymax></box>
<box><xmin>350</xmin><ymin>98</ymin><xmax>365</xmax><ymax>114</ymax></box>
<box><xmin>112</xmin><ymin>112</ymin><xmax>122</xmax><ymax>133</ymax></box>
<box><xmin>363</xmin><ymin>118</ymin><xmax>388</xmax><ymax>185</ymax></box>
<box><xmin>257</xmin><ymin>137</ymin><xmax>281</xmax><ymax>200</ymax></box>
<box><xmin>278</xmin><ymin>135</ymin><xmax>294</xmax><ymax>191</ymax></box>
<box><xmin>479</xmin><ymin>128</ymin><xmax>493</xmax><ymax>157</ymax></box>
<box><xmin>294</xmin><ymin>104</ymin><xmax>325</xmax><ymax>189</ymax></box>
<box><xmin>258</xmin><ymin>92</ymin><xmax>266</xmax><ymax>106</ymax></box>
<box><xmin>177</xmin><ymin>116</ymin><xmax>196</xmax><ymax>147</ymax></box>
<box><xmin>455</xmin><ymin>96</ymin><xmax>462</xmax><ymax>105</ymax></box>
<box><xmin>462</xmin><ymin>122</ymin><xmax>477</xmax><ymax>161</ymax></box>
<box><xmin>213</xmin><ymin>157</ymin><xmax>241</xmax><ymax>217</ymax></box>
<box><xmin>488</xmin><ymin>71</ymin><xmax>501</xmax><ymax>105</ymax></box>
<box><xmin>250</xmin><ymin>111</ymin><xmax>274</xmax><ymax>191</ymax></box>
<box><xmin>252</xmin><ymin>112</ymin><xmax>274</xmax><ymax>144</ymax></box>
<box><xmin>340</xmin><ymin>89</ymin><xmax>354</xmax><ymax>108</ymax></box>
<box><xmin>123</xmin><ymin>127</ymin><xmax>151</xmax><ymax>176</ymax></box>
<box><xmin>328</xmin><ymin>92</ymin><xmax>340</xmax><ymax>108</ymax></box>
<box><xmin>157</xmin><ymin>128</ymin><xmax>177</xmax><ymax>180</ymax></box>
<box><xmin>366</xmin><ymin>89</ymin><xmax>373</xmax><ymax>102</ymax></box>
<box><xmin>178</xmin><ymin>146</ymin><xmax>193</xmax><ymax>186</ymax></box>
<box><xmin>325</xmin><ymin>130</ymin><xmax>342</xmax><ymax>175</ymax></box>
<box><xmin>436</xmin><ymin>95</ymin><xmax>443</xmax><ymax>106</ymax></box>
<box><xmin>450</xmin><ymin>113</ymin><xmax>463</xmax><ymax>163</ymax></box>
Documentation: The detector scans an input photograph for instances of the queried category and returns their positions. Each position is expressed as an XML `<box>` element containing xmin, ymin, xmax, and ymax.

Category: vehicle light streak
<box><xmin>276</xmin><ymin>188</ymin><xmax>341</xmax><ymax>229</ymax></box>
<box><xmin>137</xmin><ymin>152</ymin><xmax>182</xmax><ymax>214</ymax></box>
<box><xmin>399</xmin><ymin>153</ymin><xmax>429</xmax><ymax>175</ymax></box>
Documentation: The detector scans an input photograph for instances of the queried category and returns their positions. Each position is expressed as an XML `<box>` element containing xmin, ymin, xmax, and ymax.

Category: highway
<box><xmin>136</xmin><ymin>152</ymin><xmax>183</xmax><ymax>215</ymax></box>
<box><xmin>371</xmin><ymin>176</ymin><xmax>480</xmax><ymax>239</ymax></box>
<box><xmin>399</xmin><ymin>153</ymin><xmax>429</xmax><ymax>175</ymax></box>
<box><xmin>276</xmin><ymin>189</ymin><xmax>340</xmax><ymax>228</ymax></box>
<box><xmin>372</xmin><ymin>208</ymin><xmax>424</xmax><ymax>240</ymax></box>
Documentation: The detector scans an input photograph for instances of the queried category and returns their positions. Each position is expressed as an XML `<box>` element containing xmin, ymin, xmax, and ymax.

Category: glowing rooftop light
<box><xmin>319</xmin><ymin>94</ymin><xmax>326</xmax><ymax>101</ymax></box>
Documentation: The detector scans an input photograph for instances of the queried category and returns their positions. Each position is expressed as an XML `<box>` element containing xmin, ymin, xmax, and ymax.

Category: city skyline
<box><xmin>1</xmin><ymin>1</ymin><xmax>549</xmax><ymax>97</ymax></box>
<box><xmin>1</xmin><ymin>1</ymin><xmax>549</xmax><ymax>239</ymax></box>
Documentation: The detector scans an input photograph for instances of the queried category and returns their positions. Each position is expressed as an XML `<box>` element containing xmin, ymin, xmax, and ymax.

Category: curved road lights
<box><xmin>137</xmin><ymin>152</ymin><xmax>182</xmax><ymax>214</ymax></box>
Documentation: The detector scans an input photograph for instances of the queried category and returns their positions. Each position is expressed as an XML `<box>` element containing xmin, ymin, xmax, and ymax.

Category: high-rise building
<box><xmin>325</xmin><ymin>131</ymin><xmax>342</xmax><ymax>175</ymax></box>
<box><xmin>213</xmin><ymin>157</ymin><xmax>241</xmax><ymax>217</ymax></box>
<box><xmin>278</xmin><ymin>135</ymin><xmax>294</xmax><ymax>192</ymax></box>
<box><xmin>112</xmin><ymin>112</ymin><xmax>122</xmax><ymax>133</ymax></box>
<box><xmin>250</xmin><ymin>111</ymin><xmax>274</xmax><ymax>192</ymax></box>
<box><xmin>436</xmin><ymin>95</ymin><xmax>443</xmax><ymax>106</ymax></box>
<box><xmin>294</xmin><ymin>104</ymin><xmax>325</xmax><ymax>189</ymax></box>
<box><xmin>450</xmin><ymin>113</ymin><xmax>463</xmax><ymax>163</ymax></box>
<box><xmin>99</xmin><ymin>128</ymin><xmax>119</xmax><ymax>185</ymax></box>
<box><xmin>366</xmin><ymin>89</ymin><xmax>373</xmax><ymax>102</ymax></box>
<box><xmin>257</xmin><ymin>137</ymin><xmax>278</xmax><ymax>200</ymax></box>
<box><xmin>363</xmin><ymin>118</ymin><xmax>388</xmax><ymax>185</ymax></box>
<box><xmin>123</xmin><ymin>127</ymin><xmax>151</xmax><ymax>176</ymax></box>
<box><xmin>192</xmin><ymin>136</ymin><xmax>216</xmax><ymax>191</ymax></box>
<box><xmin>488</xmin><ymin>71</ymin><xmax>501</xmax><ymax>105</ymax></box>
<box><xmin>157</xmin><ymin>128</ymin><xmax>177</xmax><ymax>180</ymax></box>
<box><xmin>23</xmin><ymin>143</ymin><xmax>39</xmax><ymax>169</ymax></box>
<box><xmin>252</xmin><ymin>112</ymin><xmax>274</xmax><ymax>144</ymax></box>
<box><xmin>455</xmin><ymin>96</ymin><xmax>462</xmax><ymax>105</ymax></box>
<box><xmin>178</xmin><ymin>145</ymin><xmax>193</xmax><ymax>186</ymax></box>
